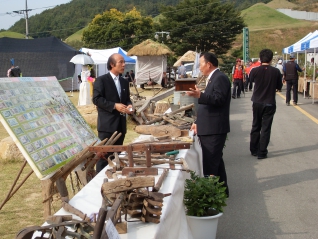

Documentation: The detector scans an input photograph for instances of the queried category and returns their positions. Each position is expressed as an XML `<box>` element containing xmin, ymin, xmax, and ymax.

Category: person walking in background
<box><xmin>129</xmin><ymin>70</ymin><xmax>135</xmax><ymax>84</ymax></box>
<box><xmin>275</xmin><ymin>59</ymin><xmax>284</xmax><ymax>92</ymax></box>
<box><xmin>249</xmin><ymin>49</ymin><xmax>282</xmax><ymax>159</ymax></box>
<box><xmin>244</xmin><ymin>60</ymin><xmax>253</xmax><ymax>92</ymax></box>
<box><xmin>178</xmin><ymin>61</ymin><xmax>186</xmax><ymax>79</ymax></box>
<box><xmin>186</xmin><ymin>52</ymin><xmax>231</xmax><ymax>197</ymax></box>
<box><xmin>244</xmin><ymin>58</ymin><xmax>261</xmax><ymax>92</ymax></box>
<box><xmin>283</xmin><ymin>54</ymin><xmax>304</xmax><ymax>106</ymax></box>
<box><xmin>232</xmin><ymin>58</ymin><xmax>245</xmax><ymax>98</ymax></box>
<box><xmin>93</xmin><ymin>53</ymin><xmax>133</xmax><ymax>173</ymax></box>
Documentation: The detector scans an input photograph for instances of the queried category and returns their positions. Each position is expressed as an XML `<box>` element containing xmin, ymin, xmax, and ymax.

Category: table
<box><xmin>34</xmin><ymin>137</ymin><xmax>203</xmax><ymax>239</ymax></box>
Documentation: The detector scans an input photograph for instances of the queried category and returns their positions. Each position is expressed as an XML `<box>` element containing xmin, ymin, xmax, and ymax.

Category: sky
<box><xmin>0</xmin><ymin>0</ymin><xmax>71</xmax><ymax>30</ymax></box>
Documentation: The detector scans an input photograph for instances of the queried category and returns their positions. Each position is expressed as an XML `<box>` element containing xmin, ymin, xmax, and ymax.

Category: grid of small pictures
<box><xmin>0</xmin><ymin>77</ymin><xmax>99</xmax><ymax>179</ymax></box>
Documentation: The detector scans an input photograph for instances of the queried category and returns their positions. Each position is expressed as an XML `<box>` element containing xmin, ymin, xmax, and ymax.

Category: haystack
<box><xmin>127</xmin><ymin>39</ymin><xmax>173</xmax><ymax>85</ymax></box>
<box><xmin>127</xmin><ymin>39</ymin><xmax>172</xmax><ymax>56</ymax></box>
<box><xmin>173</xmin><ymin>50</ymin><xmax>196</xmax><ymax>67</ymax></box>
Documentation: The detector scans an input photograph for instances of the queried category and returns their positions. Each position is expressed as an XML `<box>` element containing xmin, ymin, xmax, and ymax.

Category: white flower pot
<box><xmin>187</xmin><ymin>213</ymin><xmax>223</xmax><ymax>239</ymax></box>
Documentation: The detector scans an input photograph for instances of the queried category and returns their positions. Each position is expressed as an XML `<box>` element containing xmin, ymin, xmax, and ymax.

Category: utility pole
<box><xmin>25</xmin><ymin>0</ymin><xmax>29</xmax><ymax>39</ymax></box>
<box><xmin>12</xmin><ymin>0</ymin><xmax>32</xmax><ymax>39</ymax></box>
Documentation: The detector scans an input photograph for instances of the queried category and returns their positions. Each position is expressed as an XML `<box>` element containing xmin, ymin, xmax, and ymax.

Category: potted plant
<box><xmin>183</xmin><ymin>171</ymin><xmax>227</xmax><ymax>239</ymax></box>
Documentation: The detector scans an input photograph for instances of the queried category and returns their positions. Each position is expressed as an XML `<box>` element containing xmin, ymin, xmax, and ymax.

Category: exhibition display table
<box><xmin>33</xmin><ymin>137</ymin><xmax>202</xmax><ymax>239</ymax></box>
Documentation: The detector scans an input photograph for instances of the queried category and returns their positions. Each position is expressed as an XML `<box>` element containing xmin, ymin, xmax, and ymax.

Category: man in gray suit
<box><xmin>186</xmin><ymin>52</ymin><xmax>231</xmax><ymax>196</ymax></box>
<box><xmin>93</xmin><ymin>53</ymin><xmax>133</xmax><ymax>173</ymax></box>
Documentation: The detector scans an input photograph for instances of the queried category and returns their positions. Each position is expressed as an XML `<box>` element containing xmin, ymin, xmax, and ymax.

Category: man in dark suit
<box><xmin>93</xmin><ymin>53</ymin><xmax>133</xmax><ymax>173</ymax></box>
<box><xmin>186</xmin><ymin>52</ymin><xmax>231</xmax><ymax>196</ymax></box>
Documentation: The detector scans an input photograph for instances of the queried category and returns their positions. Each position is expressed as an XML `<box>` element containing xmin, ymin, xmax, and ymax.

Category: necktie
<box><xmin>114</xmin><ymin>76</ymin><xmax>121</xmax><ymax>97</ymax></box>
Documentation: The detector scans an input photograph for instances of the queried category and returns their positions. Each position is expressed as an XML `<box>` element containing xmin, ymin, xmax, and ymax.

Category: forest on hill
<box><xmin>6</xmin><ymin>0</ymin><xmax>271</xmax><ymax>39</ymax></box>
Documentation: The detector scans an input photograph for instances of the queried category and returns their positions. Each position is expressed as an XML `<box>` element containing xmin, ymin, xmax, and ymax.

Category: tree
<box><xmin>158</xmin><ymin>0</ymin><xmax>245</xmax><ymax>56</ymax></box>
<box><xmin>82</xmin><ymin>8</ymin><xmax>155</xmax><ymax>49</ymax></box>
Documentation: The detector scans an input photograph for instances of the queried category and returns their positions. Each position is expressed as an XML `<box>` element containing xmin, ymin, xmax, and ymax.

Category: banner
<box><xmin>243</xmin><ymin>27</ymin><xmax>250</xmax><ymax>63</ymax></box>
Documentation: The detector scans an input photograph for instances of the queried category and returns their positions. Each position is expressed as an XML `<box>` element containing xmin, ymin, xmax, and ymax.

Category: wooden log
<box><xmin>62</xmin><ymin>202</ymin><xmax>90</xmax><ymax>222</ymax></box>
<box><xmin>145</xmin><ymin>103</ymin><xmax>194</xmax><ymax>125</ymax></box>
<box><xmin>122</xmin><ymin>167</ymin><xmax>158</xmax><ymax>176</ymax></box>
<box><xmin>137</xmin><ymin>87</ymin><xmax>175</xmax><ymax>113</ymax></box>
<box><xmin>134</xmin><ymin>125</ymin><xmax>181</xmax><ymax>138</ymax></box>
<box><xmin>101</xmin><ymin>193</ymin><xmax>125</xmax><ymax>239</ymax></box>
<box><xmin>154</xmin><ymin>102</ymin><xmax>170</xmax><ymax>115</ymax></box>
<box><xmin>153</xmin><ymin>169</ymin><xmax>169</xmax><ymax>192</ymax></box>
<box><xmin>162</xmin><ymin>115</ymin><xmax>189</xmax><ymax>126</ymax></box>
<box><xmin>140</xmin><ymin>111</ymin><xmax>149</xmax><ymax>123</ymax></box>
<box><xmin>132</xmin><ymin>112</ymin><xmax>144</xmax><ymax>125</ymax></box>
<box><xmin>143</xmin><ymin>205</ymin><xmax>162</xmax><ymax>215</ymax></box>
<box><xmin>144</xmin><ymin>198</ymin><xmax>163</xmax><ymax>207</ymax></box>
<box><xmin>101</xmin><ymin>177</ymin><xmax>155</xmax><ymax>195</ymax></box>
<box><xmin>93</xmin><ymin>208</ymin><xmax>107</xmax><ymax>239</ymax></box>
<box><xmin>55</xmin><ymin>178</ymin><xmax>69</xmax><ymax>203</ymax></box>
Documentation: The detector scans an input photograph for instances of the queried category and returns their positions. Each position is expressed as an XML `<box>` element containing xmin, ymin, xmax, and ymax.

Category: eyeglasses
<box><xmin>116</xmin><ymin>60</ymin><xmax>126</xmax><ymax>64</ymax></box>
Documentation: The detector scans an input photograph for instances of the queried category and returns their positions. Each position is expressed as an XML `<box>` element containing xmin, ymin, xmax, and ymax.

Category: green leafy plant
<box><xmin>184</xmin><ymin>171</ymin><xmax>227</xmax><ymax>217</ymax></box>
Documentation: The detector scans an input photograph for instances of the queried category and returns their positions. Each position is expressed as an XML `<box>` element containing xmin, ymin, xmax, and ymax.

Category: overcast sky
<box><xmin>0</xmin><ymin>0</ymin><xmax>71</xmax><ymax>30</ymax></box>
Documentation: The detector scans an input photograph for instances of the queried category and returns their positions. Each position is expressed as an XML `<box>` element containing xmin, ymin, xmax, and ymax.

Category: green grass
<box><xmin>242</xmin><ymin>3</ymin><xmax>306</xmax><ymax>30</ymax></box>
<box><xmin>65</xmin><ymin>28</ymin><xmax>87</xmax><ymax>43</ymax></box>
<box><xmin>0</xmin><ymin>31</ymin><xmax>31</xmax><ymax>39</ymax></box>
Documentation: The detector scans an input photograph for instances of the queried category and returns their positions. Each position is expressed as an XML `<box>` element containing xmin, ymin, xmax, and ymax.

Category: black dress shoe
<box><xmin>257</xmin><ymin>155</ymin><xmax>267</xmax><ymax>159</ymax></box>
<box><xmin>232</xmin><ymin>95</ymin><xmax>236</xmax><ymax>99</ymax></box>
<box><xmin>251</xmin><ymin>152</ymin><xmax>257</xmax><ymax>156</ymax></box>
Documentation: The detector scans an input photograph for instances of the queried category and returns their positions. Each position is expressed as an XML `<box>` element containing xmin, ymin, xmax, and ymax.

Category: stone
<box><xmin>0</xmin><ymin>136</ymin><xmax>24</xmax><ymax>161</ymax></box>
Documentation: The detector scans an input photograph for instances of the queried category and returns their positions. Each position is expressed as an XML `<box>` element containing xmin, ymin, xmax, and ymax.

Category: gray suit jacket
<box><xmin>196</xmin><ymin>69</ymin><xmax>231</xmax><ymax>135</ymax></box>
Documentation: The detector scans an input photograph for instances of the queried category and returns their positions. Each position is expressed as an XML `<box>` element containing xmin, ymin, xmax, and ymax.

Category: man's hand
<box><xmin>115</xmin><ymin>103</ymin><xmax>131</xmax><ymax>114</ymax></box>
<box><xmin>190</xmin><ymin>123</ymin><xmax>197</xmax><ymax>135</ymax></box>
<box><xmin>186</xmin><ymin>85</ymin><xmax>201</xmax><ymax>98</ymax></box>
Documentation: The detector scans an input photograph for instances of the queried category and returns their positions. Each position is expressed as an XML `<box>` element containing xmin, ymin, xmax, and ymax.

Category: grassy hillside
<box><xmin>266</xmin><ymin>0</ymin><xmax>297</xmax><ymax>9</ymax></box>
<box><xmin>64</xmin><ymin>28</ymin><xmax>87</xmax><ymax>50</ymax></box>
<box><xmin>0</xmin><ymin>31</ymin><xmax>30</xmax><ymax>39</ymax></box>
<box><xmin>234</xmin><ymin>3</ymin><xmax>318</xmax><ymax>57</ymax></box>
<box><xmin>241</xmin><ymin>3</ymin><xmax>305</xmax><ymax>30</ymax></box>
<box><xmin>65</xmin><ymin>28</ymin><xmax>86</xmax><ymax>42</ymax></box>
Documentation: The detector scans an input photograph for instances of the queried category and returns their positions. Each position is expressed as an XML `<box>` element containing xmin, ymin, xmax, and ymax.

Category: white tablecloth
<box><xmin>35</xmin><ymin>136</ymin><xmax>202</xmax><ymax>239</ymax></box>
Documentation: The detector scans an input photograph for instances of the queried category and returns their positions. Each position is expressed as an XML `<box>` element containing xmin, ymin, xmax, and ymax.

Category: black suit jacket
<box><xmin>196</xmin><ymin>69</ymin><xmax>231</xmax><ymax>135</ymax></box>
<box><xmin>92</xmin><ymin>73</ymin><xmax>132</xmax><ymax>133</ymax></box>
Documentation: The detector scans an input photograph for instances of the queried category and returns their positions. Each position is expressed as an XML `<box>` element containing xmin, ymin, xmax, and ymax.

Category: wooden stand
<box><xmin>175</xmin><ymin>78</ymin><xmax>197</xmax><ymax>91</ymax></box>
<box><xmin>89</xmin><ymin>142</ymin><xmax>191</xmax><ymax>176</ymax></box>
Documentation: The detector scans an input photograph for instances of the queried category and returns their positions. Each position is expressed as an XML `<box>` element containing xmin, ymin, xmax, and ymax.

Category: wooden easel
<box><xmin>41</xmin><ymin>131</ymin><xmax>122</xmax><ymax>218</ymax></box>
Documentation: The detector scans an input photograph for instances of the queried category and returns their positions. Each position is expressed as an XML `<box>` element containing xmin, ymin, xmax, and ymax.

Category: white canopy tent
<box><xmin>79</xmin><ymin>47</ymin><xmax>137</xmax><ymax>77</ymax></box>
<box><xmin>283</xmin><ymin>32</ymin><xmax>313</xmax><ymax>54</ymax></box>
<box><xmin>282</xmin><ymin>30</ymin><xmax>318</xmax><ymax>104</ymax></box>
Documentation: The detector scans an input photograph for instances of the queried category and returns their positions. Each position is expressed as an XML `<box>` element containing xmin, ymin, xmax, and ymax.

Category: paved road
<box><xmin>217</xmin><ymin>86</ymin><xmax>318</xmax><ymax>239</ymax></box>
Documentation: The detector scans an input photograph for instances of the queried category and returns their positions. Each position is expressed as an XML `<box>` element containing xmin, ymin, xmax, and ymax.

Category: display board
<box><xmin>0</xmin><ymin>76</ymin><xmax>99</xmax><ymax>179</ymax></box>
